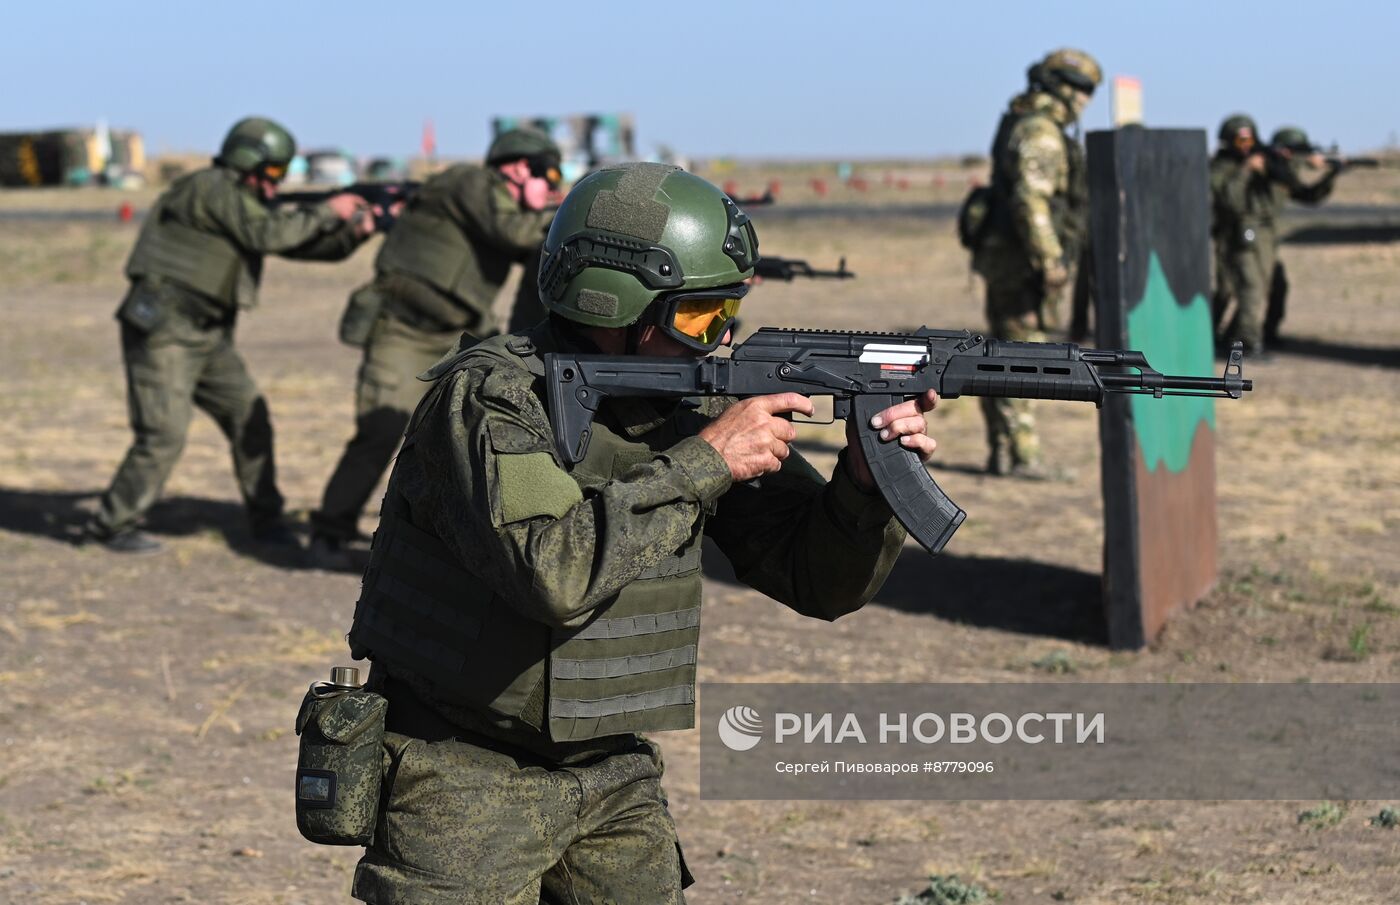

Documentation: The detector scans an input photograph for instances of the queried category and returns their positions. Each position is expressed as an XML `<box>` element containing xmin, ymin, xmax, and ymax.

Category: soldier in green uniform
<box><xmin>970</xmin><ymin>48</ymin><xmax>1101</xmax><ymax>477</ymax></box>
<box><xmin>307</xmin><ymin>128</ymin><xmax>560</xmax><ymax>568</ymax></box>
<box><xmin>341</xmin><ymin>163</ymin><xmax>939</xmax><ymax>904</ymax></box>
<box><xmin>1210</xmin><ymin>118</ymin><xmax>1340</xmax><ymax>355</ymax></box>
<box><xmin>85</xmin><ymin>117</ymin><xmax>375</xmax><ymax>553</ymax></box>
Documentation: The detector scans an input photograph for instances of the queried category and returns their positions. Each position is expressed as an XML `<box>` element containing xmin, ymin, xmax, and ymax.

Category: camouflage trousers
<box><xmin>93</xmin><ymin>315</ymin><xmax>281</xmax><ymax>536</ymax></box>
<box><xmin>352</xmin><ymin>731</ymin><xmax>688</xmax><ymax>904</ymax></box>
<box><xmin>311</xmin><ymin>314</ymin><xmax>462</xmax><ymax>541</ymax></box>
<box><xmin>981</xmin><ymin>270</ymin><xmax>1051</xmax><ymax>468</ymax></box>
<box><xmin>1212</xmin><ymin>230</ymin><xmax>1276</xmax><ymax>352</ymax></box>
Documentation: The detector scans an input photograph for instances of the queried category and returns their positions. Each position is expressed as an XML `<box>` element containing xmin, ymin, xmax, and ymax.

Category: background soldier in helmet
<box><xmin>1262</xmin><ymin>126</ymin><xmax>1343</xmax><ymax>347</ymax></box>
<box><xmin>339</xmin><ymin>163</ymin><xmax>938</xmax><ymax>903</ymax></box>
<box><xmin>1210</xmin><ymin>118</ymin><xmax>1340</xmax><ymax>356</ymax></box>
<box><xmin>970</xmin><ymin>47</ymin><xmax>1101</xmax><ymax>478</ymax></box>
<box><xmin>307</xmin><ymin>128</ymin><xmax>561</xmax><ymax>569</ymax></box>
<box><xmin>84</xmin><ymin>117</ymin><xmax>376</xmax><ymax>553</ymax></box>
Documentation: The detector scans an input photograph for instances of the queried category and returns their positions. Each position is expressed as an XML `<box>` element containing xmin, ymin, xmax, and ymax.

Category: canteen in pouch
<box><xmin>338</xmin><ymin>283</ymin><xmax>386</xmax><ymax>347</ymax></box>
<box><xmin>294</xmin><ymin>667</ymin><xmax>387</xmax><ymax>845</ymax></box>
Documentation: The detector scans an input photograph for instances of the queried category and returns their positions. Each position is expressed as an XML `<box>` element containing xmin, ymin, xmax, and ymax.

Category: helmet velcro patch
<box><xmin>586</xmin><ymin>164</ymin><xmax>678</xmax><ymax>243</ymax></box>
<box><xmin>577</xmin><ymin>289</ymin><xmax>620</xmax><ymax>318</ymax></box>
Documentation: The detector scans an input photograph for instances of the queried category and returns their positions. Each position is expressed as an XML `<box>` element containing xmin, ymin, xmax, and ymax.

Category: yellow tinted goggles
<box><xmin>656</xmin><ymin>285</ymin><xmax>748</xmax><ymax>351</ymax></box>
<box><xmin>262</xmin><ymin>163</ymin><xmax>288</xmax><ymax>182</ymax></box>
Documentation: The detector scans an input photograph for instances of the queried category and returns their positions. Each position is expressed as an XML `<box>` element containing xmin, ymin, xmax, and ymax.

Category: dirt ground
<box><xmin>0</xmin><ymin>170</ymin><xmax>1397</xmax><ymax>904</ymax></box>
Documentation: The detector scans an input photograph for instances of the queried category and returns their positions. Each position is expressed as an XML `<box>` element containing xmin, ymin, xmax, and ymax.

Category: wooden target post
<box><xmin>1087</xmin><ymin>127</ymin><xmax>1219</xmax><ymax>649</ymax></box>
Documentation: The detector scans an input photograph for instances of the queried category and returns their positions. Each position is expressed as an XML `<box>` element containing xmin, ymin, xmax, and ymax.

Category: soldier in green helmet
<box><xmin>970</xmin><ymin>47</ymin><xmax>1101</xmax><ymax>478</ymax></box>
<box><xmin>337</xmin><ymin>163</ymin><xmax>938</xmax><ymax>903</ymax></box>
<box><xmin>307</xmin><ymin>127</ymin><xmax>561</xmax><ymax>569</ymax></box>
<box><xmin>84</xmin><ymin>116</ymin><xmax>376</xmax><ymax>553</ymax></box>
<box><xmin>1210</xmin><ymin>118</ymin><xmax>1341</xmax><ymax>355</ymax></box>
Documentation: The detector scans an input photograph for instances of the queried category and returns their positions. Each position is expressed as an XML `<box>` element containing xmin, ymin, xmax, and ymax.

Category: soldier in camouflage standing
<box><xmin>1210</xmin><ymin>119</ymin><xmax>1341</xmax><ymax>354</ymax></box>
<box><xmin>84</xmin><ymin>117</ymin><xmax>375</xmax><ymax>554</ymax></box>
<box><xmin>971</xmin><ymin>48</ymin><xmax>1101</xmax><ymax>477</ymax></box>
<box><xmin>307</xmin><ymin>128</ymin><xmax>560</xmax><ymax>568</ymax></box>
<box><xmin>339</xmin><ymin>163</ymin><xmax>938</xmax><ymax>903</ymax></box>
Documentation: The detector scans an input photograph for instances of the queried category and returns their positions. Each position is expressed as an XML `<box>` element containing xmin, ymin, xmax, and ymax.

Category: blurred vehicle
<box><xmin>0</xmin><ymin>124</ymin><xmax>145</xmax><ymax>187</ymax></box>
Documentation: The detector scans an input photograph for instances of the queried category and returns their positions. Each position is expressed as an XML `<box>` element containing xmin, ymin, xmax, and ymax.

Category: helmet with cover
<box><xmin>486</xmin><ymin>127</ymin><xmax>563</xmax><ymax>187</ymax></box>
<box><xmin>1218</xmin><ymin>113</ymin><xmax>1259</xmax><ymax>143</ymax></box>
<box><xmin>217</xmin><ymin>117</ymin><xmax>296</xmax><ymax>181</ymax></box>
<box><xmin>538</xmin><ymin>163</ymin><xmax>758</xmax><ymax>351</ymax></box>
<box><xmin>1270</xmin><ymin>126</ymin><xmax>1316</xmax><ymax>153</ymax></box>
<box><xmin>1028</xmin><ymin>48</ymin><xmax>1103</xmax><ymax>104</ymax></box>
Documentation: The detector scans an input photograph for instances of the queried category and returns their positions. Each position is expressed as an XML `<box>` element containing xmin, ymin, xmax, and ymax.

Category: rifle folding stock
<box><xmin>545</xmin><ymin>328</ymin><xmax>1252</xmax><ymax>554</ymax></box>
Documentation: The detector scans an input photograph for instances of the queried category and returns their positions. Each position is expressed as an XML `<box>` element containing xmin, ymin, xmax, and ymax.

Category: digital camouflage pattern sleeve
<box><xmin>704</xmin><ymin>447</ymin><xmax>906</xmax><ymax>621</ymax></box>
<box><xmin>406</xmin><ymin>359</ymin><xmax>732</xmax><ymax>630</ymax></box>
<box><xmin>401</xmin><ymin>355</ymin><xmax>905</xmax><ymax>632</ymax></box>
<box><xmin>1005</xmin><ymin>114</ymin><xmax>1070</xmax><ymax>271</ymax></box>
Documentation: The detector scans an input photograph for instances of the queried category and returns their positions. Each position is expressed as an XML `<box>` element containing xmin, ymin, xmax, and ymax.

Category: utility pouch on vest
<box><xmin>338</xmin><ymin>284</ymin><xmax>385</xmax><ymax>347</ymax></box>
<box><xmin>294</xmin><ymin>668</ymin><xmax>387</xmax><ymax>846</ymax></box>
<box><xmin>115</xmin><ymin>284</ymin><xmax>169</xmax><ymax>334</ymax></box>
<box><xmin>956</xmin><ymin>185</ymin><xmax>995</xmax><ymax>250</ymax></box>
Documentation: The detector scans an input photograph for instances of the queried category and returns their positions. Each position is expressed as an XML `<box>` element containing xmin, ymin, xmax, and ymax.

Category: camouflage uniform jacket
<box><xmin>1210</xmin><ymin>151</ymin><xmax>1339</xmax><ymax>247</ymax></box>
<box><xmin>354</xmin><ymin>323</ymin><xmax>907</xmax><ymax>758</ymax></box>
<box><xmin>982</xmin><ymin>91</ymin><xmax>1085</xmax><ymax>273</ymax></box>
<box><xmin>373</xmin><ymin>163</ymin><xmax>554</xmax><ymax>331</ymax></box>
<box><xmin>125</xmin><ymin>165</ymin><xmax>363</xmax><ymax>322</ymax></box>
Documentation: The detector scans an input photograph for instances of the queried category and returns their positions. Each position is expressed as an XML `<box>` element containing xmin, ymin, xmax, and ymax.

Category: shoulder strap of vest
<box><xmin>403</xmin><ymin>324</ymin><xmax>553</xmax><ymax>445</ymax></box>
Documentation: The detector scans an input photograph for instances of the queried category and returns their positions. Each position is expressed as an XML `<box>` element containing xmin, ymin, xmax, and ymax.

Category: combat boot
<box><xmin>88</xmin><ymin>526</ymin><xmax>163</xmax><ymax>554</ymax></box>
<box><xmin>986</xmin><ymin>443</ymin><xmax>1012</xmax><ymax>476</ymax></box>
<box><xmin>306</xmin><ymin>534</ymin><xmax>355</xmax><ymax>572</ymax></box>
<box><xmin>252</xmin><ymin>519</ymin><xmax>301</xmax><ymax>548</ymax></box>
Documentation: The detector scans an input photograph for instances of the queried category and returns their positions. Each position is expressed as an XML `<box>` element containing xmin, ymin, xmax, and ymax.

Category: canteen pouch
<box><xmin>294</xmin><ymin>684</ymin><xmax>387</xmax><ymax>845</ymax></box>
<box><xmin>338</xmin><ymin>283</ymin><xmax>386</xmax><ymax>347</ymax></box>
<box><xmin>956</xmin><ymin>185</ymin><xmax>995</xmax><ymax>251</ymax></box>
<box><xmin>116</xmin><ymin>283</ymin><xmax>169</xmax><ymax>335</ymax></box>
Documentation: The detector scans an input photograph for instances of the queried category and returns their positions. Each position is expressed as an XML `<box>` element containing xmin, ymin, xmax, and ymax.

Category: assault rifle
<box><xmin>1324</xmin><ymin>157</ymin><xmax>1381</xmax><ymax>171</ymax></box>
<box><xmin>275</xmin><ymin>181</ymin><xmax>420</xmax><ymax>230</ymax></box>
<box><xmin>545</xmin><ymin>329</ymin><xmax>1253</xmax><ymax>554</ymax></box>
<box><xmin>753</xmin><ymin>256</ymin><xmax>855</xmax><ymax>281</ymax></box>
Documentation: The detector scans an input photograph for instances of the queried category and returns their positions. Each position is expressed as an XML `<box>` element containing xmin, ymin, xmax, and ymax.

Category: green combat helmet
<box><xmin>538</xmin><ymin>162</ymin><xmax>757</xmax><ymax>350</ymax></box>
<box><xmin>1218</xmin><ymin>113</ymin><xmax>1260</xmax><ymax>143</ymax></box>
<box><xmin>1028</xmin><ymin>47</ymin><xmax>1103</xmax><ymax>102</ymax></box>
<box><xmin>216</xmin><ymin>116</ymin><xmax>296</xmax><ymax>176</ymax></box>
<box><xmin>486</xmin><ymin>127</ymin><xmax>563</xmax><ymax>186</ymax></box>
<box><xmin>1271</xmin><ymin>126</ymin><xmax>1316</xmax><ymax>153</ymax></box>
<box><xmin>486</xmin><ymin>127</ymin><xmax>559</xmax><ymax>166</ymax></box>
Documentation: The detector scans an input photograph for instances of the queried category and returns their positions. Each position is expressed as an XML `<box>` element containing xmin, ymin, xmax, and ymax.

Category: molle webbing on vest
<box><xmin>350</xmin><ymin>513</ymin><xmax>491</xmax><ymax>682</ymax></box>
<box><xmin>552</xmin><ymin>644</ymin><xmax>697</xmax><ymax>680</ymax></box>
<box><xmin>568</xmin><ymin>605</ymin><xmax>700</xmax><ymax>640</ymax></box>
<box><xmin>375</xmin><ymin>214</ymin><xmax>471</xmax><ymax>296</ymax></box>
<box><xmin>125</xmin><ymin>214</ymin><xmax>244</xmax><ymax>307</ymax></box>
<box><xmin>585</xmin><ymin>165</ymin><xmax>678</xmax><ymax>242</ymax></box>
<box><xmin>550</xmin><ymin>684</ymin><xmax>695</xmax><ymax>720</ymax></box>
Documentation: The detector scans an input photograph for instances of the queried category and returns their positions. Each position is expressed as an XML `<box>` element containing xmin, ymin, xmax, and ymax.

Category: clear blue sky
<box><xmin>4</xmin><ymin>0</ymin><xmax>1396</xmax><ymax>159</ymax></box>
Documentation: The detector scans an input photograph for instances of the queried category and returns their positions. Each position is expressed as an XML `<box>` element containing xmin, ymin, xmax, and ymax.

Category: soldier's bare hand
<box><xmin>1042</xmin><ymin>261</ymin><xmax>1070</xmax><ymax>291</ymax></box>
<box><xmin>844</xmin><ymin>390</ymin><xmax>939</xmax><ymax>491</ymax></box>
<box><xmin>326</xmin><ymin>193</ymin><xmax>369</xmax><ymax>221</ymax></box>
<box><xmin>699</xmin><ymin>393</ymin><xmax>813</xmax><ymax>483</ymax></box>
<box><xmin>351</xmin><ymin>207</ymin><xmax>379</xmax><ymax>238</ymax></box>
<box><xmin>522</xmin><ymin>177</ymin><xmax>552</xmax><ymax>211</ymax></box>
<box><xmin>1246</xmin><ymin>153</ymin><xmax>1267</xmax><ymax>173</ymax></box>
